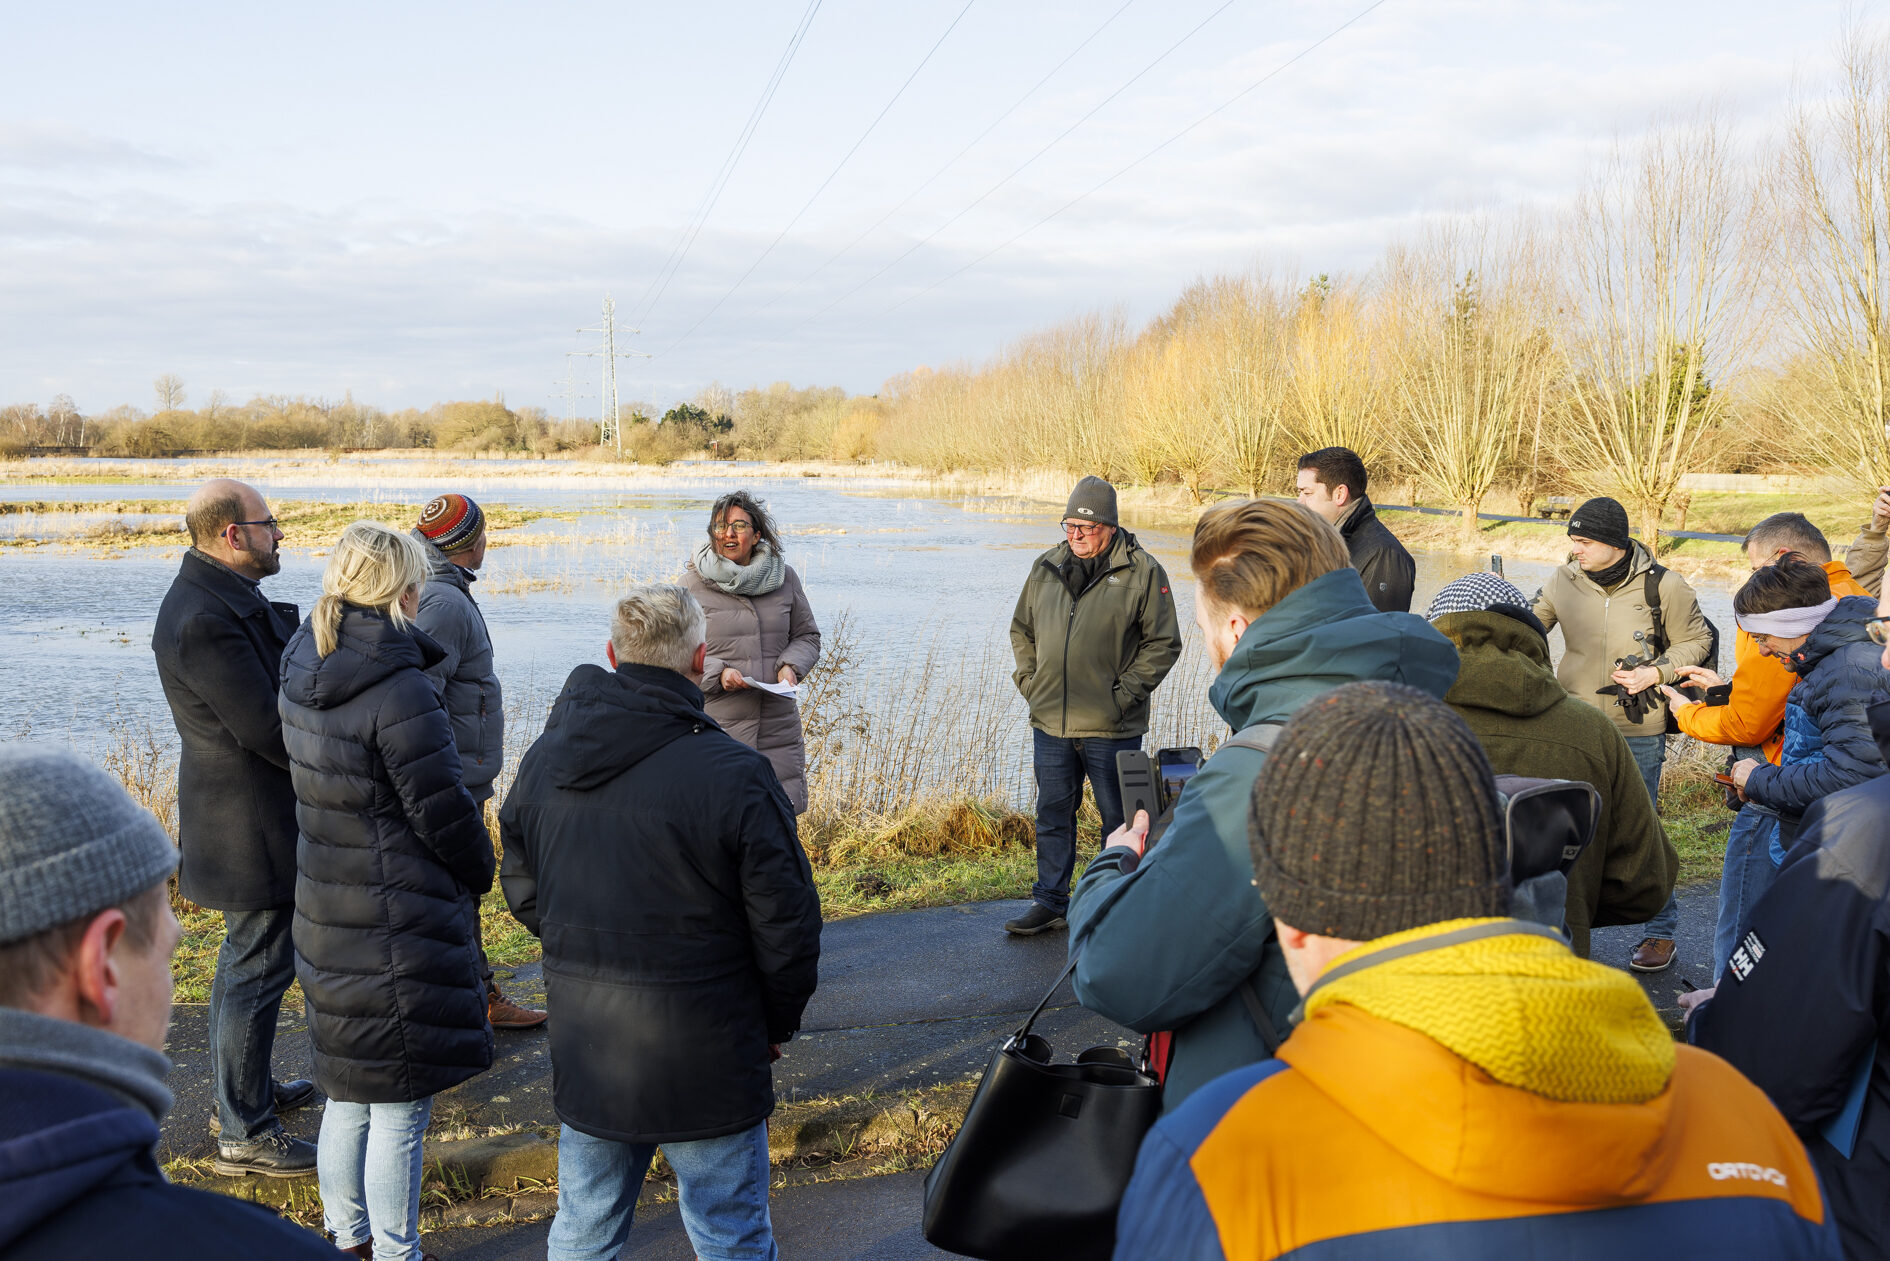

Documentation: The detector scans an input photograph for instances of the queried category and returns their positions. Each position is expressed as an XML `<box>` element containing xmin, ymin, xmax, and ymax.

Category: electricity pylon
<box><xmin>551</xmin><ymin>354</ymin><xmax>593</xmax><ymax>428</ymax></box>
<box><xmin>572</xmin><ymin>295</ymin><xmax>651</xmax><ymax>451</ymax></box>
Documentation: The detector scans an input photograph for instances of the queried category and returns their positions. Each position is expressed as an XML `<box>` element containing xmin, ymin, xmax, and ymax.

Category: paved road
<box><xmin>426</xmin><ymin>1172</ymin><xmax>944</xmax><ymax>1260</ymax></box>
<box><xmin>159</xmin><ymin>899</ymin><xmax>1136</xmax><ymax>1160</ymax></box>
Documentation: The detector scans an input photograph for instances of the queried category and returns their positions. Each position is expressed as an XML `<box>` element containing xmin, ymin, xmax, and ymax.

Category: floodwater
<box><xmin>1</xmin><ymin>458</ymin><xmax>1741</xmax><ymax>799</ymax></box>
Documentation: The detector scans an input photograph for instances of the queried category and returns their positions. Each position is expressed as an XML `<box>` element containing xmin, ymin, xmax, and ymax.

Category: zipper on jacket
<box><xmin>1052</xmin><ymin>548</ymin><xmax>1134</xmax><ymax>736</ymax></box>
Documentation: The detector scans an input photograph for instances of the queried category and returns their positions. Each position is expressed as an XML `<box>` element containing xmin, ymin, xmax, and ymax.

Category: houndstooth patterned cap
<box><xmin>1425</xmin><ymin>571</ymin><xmax>1532</xmax><ymax>622</ymax></box>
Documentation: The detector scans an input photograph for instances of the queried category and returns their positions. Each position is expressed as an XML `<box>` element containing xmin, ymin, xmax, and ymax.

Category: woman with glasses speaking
<box><xmin>682</xmin><ymin>490</ymin><xmax>823</xmax><ymax>813</ymax></box>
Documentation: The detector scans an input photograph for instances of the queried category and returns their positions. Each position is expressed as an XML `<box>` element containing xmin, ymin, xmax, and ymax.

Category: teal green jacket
<box><xmin>1067</xmin><ymin>567</ymin><xmax>1460</xmax><ymax>1110</ymax></box>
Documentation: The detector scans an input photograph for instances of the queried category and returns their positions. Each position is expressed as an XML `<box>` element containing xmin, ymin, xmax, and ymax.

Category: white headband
<box><xmin>1736</xmin><ymin>597</ymin><xmax>1839</xmax><ymax>639</ymax></box>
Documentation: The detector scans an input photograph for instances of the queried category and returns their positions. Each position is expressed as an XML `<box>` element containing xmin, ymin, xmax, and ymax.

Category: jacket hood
<box><xmin>1788</xmin><ymin>595</ymin><xmax>1881</xmax><ymax>676</ymax></box>
<box><xmin>1282</xmin><ymin>918</ymin><xmax>1680</xmax><ymax>1205</ymax></box>
<box><xmin>1434</xmin><ymin>609</ymin><xmax>1566</xmax><ymax>719</ymax></box>
<box><xmin>540</xmin><ymin>662</ymin><xmax>716</xmax><ymax>791</ymax></box>
<box><xmin>413</xmin><ymin>529</ymin><xmax>474</xmax><ymax>593</ymax></box>
<box><xmin>280</xmin><ymin>605</ymin><xmax>446</xmax><ymax>710</ymax></box>
<box><xmin>0</xmin><ymin>1072</ymin><xmax>158</xmax><ymax>1251</ymax></box>
<box><xmin>1208</xmin><ymin>568</ymin><xmax>1460</xmax><ymax>729</ymax></box>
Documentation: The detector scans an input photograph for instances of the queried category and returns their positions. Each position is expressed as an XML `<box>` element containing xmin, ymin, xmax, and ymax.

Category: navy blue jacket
<box><xmin>1745</xmin><ymin>597</ymin><xmax>1890</xmax><ymax>818</ymax></box>
<box><xmin>0</xmin><ymin>1067</ymin><xmax>333</xmax><ymax>1259</ymax></box>
<box><xmin>1691</xmin><ymin>704</ymin><xmax>1890</xmax><ymax>1260</ymax></box>
<box><xmin>500</xmin><ymin>662</ymin><xmax>822</xmax><ymax>1144</ymax></box>
<box><xmin>280</xmin><ymin>604</ymin><xmax>495</xmax><ymax>1103</ymax></box>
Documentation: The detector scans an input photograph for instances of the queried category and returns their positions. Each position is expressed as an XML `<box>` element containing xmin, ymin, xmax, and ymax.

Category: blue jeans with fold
<box><xmin>1714</xmin><ymin>807</ymin><xmax>1782</xmax><ymax>983</ymax></box>
<box><xmin>319</xmin><ymin>1096</ymin><xmax>434</xmax><ymax>1261</ymax></box>
<box><xmin>547</xmin><ymin>1121</ymin><xmax>777</xmax><ymax>1261</ymax></box>
<box><xmin>207</xmin><ymin>905</ymin><xmax>297</xmax><ymax>1141</ymax></box>
<box><xmin>1030</xmin><ymin>729</ymin><xmax>1139</xmax><ymax>914</ymax></box>
<box><xmin>1626</xmin><ymin>734</ymin><xmax>1682</xmax><ymax>941</ymax></box>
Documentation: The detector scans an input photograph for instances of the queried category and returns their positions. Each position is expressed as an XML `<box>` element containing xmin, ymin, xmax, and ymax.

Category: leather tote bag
<box><xmin>921</xmin><ymin>954</ymin><xmax>1162</xmax><ymax>1260</ymax></box>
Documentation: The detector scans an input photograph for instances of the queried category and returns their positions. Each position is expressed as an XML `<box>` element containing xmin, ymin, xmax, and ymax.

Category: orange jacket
<box><xmin>1675</xmin><ymin>561</ymin><xmax>1870</xmax><ymax>764</ymax></box>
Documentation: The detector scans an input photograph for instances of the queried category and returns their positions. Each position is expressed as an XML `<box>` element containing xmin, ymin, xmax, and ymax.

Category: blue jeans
<box><xmin>1030</xmin><ymin>729</ymin><xmax>1138</xmax><ymax>914</ymax></box>
<box><xmin>318</xmin><ymin>1096</ymin><xmax>434</xmax><ymax>1261</ymax></box>
<box><xmin>1714</xmin><ymin>808</ymin><xmax>1782</xmax><ymax>983</ymax></box>
<box><xmin>208</xmin><ymin>905</ymin><xmax>297</xmax><ymax>1141</ymax></box>
<box><xmin>547</xmin><ymin>1121</ymin><xmax>776</xmax><ymax>1261</ymax></box>
<box><xmin>1625</xmin><ymin>735</ymin><xmax>1681</xmax><ymax>941</ymax></box>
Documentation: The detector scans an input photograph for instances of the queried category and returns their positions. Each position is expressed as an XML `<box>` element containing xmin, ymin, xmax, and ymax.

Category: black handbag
<box><xmin>921</xmin><ymin>954</ymin><xmax>1163</xmax><ymax>1261</ymax></box>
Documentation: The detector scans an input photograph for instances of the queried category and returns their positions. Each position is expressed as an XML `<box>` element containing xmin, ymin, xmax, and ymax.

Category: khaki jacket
<box><xmin>1847</xmin><ymin>523</ymin><xmax>1885</xmax><ymax>597</ymax></box>
<box><xmin>1531</xmin><ymin>541</ymin><xmax>1713</xmax><ymax>738</ymax></box>
<box><xmin>1010</xmin><ymin>529</ymin><xmax>1181</xmax><ymax>739</ymax></box>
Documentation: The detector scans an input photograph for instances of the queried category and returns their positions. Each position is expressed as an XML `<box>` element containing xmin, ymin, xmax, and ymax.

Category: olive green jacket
<box><xmin>1435</xmin><ymin>609</ymin><xmax>1675</xmax><ymax>957</ymax></box>
<box><xmin>1010</xmin><ymin>530</ymin><xmax>1182</xmax><ymax>739</ymax></box>
<box><xmin>1531</xmin><ymin>541</ymin><xmax>1713</xmax><ymax>738</ymax></box>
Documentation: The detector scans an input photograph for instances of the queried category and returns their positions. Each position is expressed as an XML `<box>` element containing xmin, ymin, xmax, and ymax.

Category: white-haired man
<box><xmin>500</xmin><ymin>583</ymin><xmax>822</xmax><ymax>1261</ymax></box>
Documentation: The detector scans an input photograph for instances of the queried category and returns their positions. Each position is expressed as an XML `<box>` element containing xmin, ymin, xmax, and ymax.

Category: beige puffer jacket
<box><xmin>683</xmin><ymin>563</ymin><xmax>822</xmax><ymax>813</ymax></box>
<box><xmin>1531</xmin><ymin>540</ymin><xmax>1713</xmax><ymax>738</ymax></box>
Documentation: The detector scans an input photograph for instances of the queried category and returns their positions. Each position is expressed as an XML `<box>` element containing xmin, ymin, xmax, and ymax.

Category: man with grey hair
<box><xmin>499</xmin><ymin>583</ymin><xmax>821</xmax><ymax>1261</ymax></box>
<box><xmin>151</xmin><ymin>477</ymin><xmax>317</xmax><ymax>1174</ymax></box>
<box><xmin>0</xmin><ymin>745</ymin><xmax>334</xmax><ymax>1258</ymax></box>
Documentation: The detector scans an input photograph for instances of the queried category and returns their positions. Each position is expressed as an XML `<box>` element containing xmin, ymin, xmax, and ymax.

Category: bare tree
<box><xmin>1289</xmin><ymin>276</ymin><xmax>1391</xmax><ymax>465</ymax></box>
<box><xmin>153</xmin><ymin>374</ymin><xmax>186</xmax><ymax>411</ymax></box>
<box><xmin>1562</xmin><ymin>115</ymin><xmax>1752</xmax><ymax>548</ymax></box>
<box><xmin>1385</xmin><ymin>219</ymin><xmax>1557</xmax><ymax>546</ymax></box>
<box><xmin>1774</xmin><ymin>21</ymin><xmax>1890</xmax><ymax>493</ymax></box>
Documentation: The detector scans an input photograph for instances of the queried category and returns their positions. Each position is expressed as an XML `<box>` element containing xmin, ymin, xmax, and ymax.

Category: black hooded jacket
<box><xmin>279</xmin><ymin>605</ymin><xmax>495</xmax><ymax>1104</ymax></box>
<box><xmin>499</xmin><ymin>661</ymin><xmax>822</xmax><ymax>1144</ymax></box>
<box><xmin>0</xmin><ymin>1068</ymin><xmax>334</xmax><ymax>1259</ymax></box>
<box><xmin>1690</xmin><ymin>702</ymin><xmax>1890</xmax><ymax>1261</ymax></box>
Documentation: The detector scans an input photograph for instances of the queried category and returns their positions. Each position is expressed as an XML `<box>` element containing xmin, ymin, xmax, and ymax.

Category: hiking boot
<box><xmin>1004</xmin><ymin>904</ymin><xmax>1068</xmax><ymax>936</ymax></box>
<box><xmin>213</xmin><ymin>1127</ymin><xmax>318</xmax><ymax>1178</ymax></box>
<box><xmin>208</xmin><ymin>1079</ymin><xmax>322</xmax><ymax>1135</ymax></box>
<box><xmin>488</xmin><ymin>982</ymin><xmax>548</xmax><ymax>1030</ymax></box>
<box><xmin>1630</xmin><ymin>938</ymin><xmax>1677</xmax><ymax>973</ymax></box>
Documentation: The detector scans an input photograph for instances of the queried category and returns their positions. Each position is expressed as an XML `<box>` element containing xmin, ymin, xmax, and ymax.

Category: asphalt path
<box><xmin>158</xmin><ymin>899</ymin><xmax>1135</xmax><ymax>1161</ymax></box>
<box><xmin>426</xmin><ymin>1172</ymin><xmax>944</xmax><ymax>1260</ymax></box>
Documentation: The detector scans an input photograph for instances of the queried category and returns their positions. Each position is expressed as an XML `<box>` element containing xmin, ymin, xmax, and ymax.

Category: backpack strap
<box><xmin>1221</xmin><ymin>722</ymin><xmax>1285</xmax><ymax>754</ymax></box>
<box><xmin>1644</xmin><ymin>563</ymin><xmax>1669</xmax><ymax>656</ymax></box>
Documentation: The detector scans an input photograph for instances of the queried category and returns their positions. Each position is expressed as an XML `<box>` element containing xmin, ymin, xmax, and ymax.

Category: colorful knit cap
<box><xmin>418</xmin><ymin>494</ymin><xmax>485</xmax><ymax>554</ymax></box>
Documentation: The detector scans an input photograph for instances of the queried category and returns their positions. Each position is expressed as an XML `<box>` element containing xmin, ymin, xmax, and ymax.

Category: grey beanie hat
<box><xmin>1064</xmin><ymin>475</ymin><xmax>1118</xmax><ymax>528</ymax></box>
<box><xmin>0</xmin><ymin>745</ymin><xmax>177</xmax><ymax>945</ymax></box>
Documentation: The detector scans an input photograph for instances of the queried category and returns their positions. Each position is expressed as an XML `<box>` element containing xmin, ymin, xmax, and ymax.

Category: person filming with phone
<box><xmin>1066</xmin><ymin>498</ymin><xmax>1458</xmax><ymax>1111</ymax></box>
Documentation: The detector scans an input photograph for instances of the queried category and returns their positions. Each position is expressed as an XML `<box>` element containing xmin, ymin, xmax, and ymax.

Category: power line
<box><xmin>659</xmin><ymin>0</ymin><xmax>978</xmax><ymax>358</ymax></box>
<box><xmin>761</xmin><ymin>0</ymin><xmax>1137</xmax><ymax>312</ymax></box>
<box><xmin>631</xmin><ymin>0</ymin><xmax>821</xmax><ymax>326</ymax></box>
<box><xmin>877</xmin><ymin>0</ymin><xmax>1391</xmax><ymax>320</ymax></box>
<box><xmin>796</xmin><ymin>0</ymin><xmax>1240</xmax><ymax>329</ymax></box>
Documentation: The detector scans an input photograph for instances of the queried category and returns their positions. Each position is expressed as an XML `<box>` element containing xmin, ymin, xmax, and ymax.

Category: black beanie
<box><xmin>1249</xmin><ymin>681</ymin><xmax>1511</xmax><ymax>942</ymax></box>
<box><xmin>1064</xmin><ymin>475</ymin><xmax>1118</xmax><ymax>528</ymax></box>
<box><xmin>1568</xmin><ymin>497</ymin><xmax>1631</xmax><ymax>552</ymax></box>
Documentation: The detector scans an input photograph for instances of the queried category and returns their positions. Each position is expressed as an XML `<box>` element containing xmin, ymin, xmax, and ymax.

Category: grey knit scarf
<box><xmin>693</xmin><ymin>539</ymin><xmax>786</xmax><ymax>597</ymax></box>
<box><xmin>0</xmin><ymin>1005</ymin><xmax>174</xmax><ymax>1122</ymax></box>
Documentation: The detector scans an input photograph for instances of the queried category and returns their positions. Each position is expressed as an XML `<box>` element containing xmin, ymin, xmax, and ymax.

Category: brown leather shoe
<box><xmin>1629</xmin><ymin>938</ymin><xmax>1677</xmax><ymax>973</ymax></box>
<box><xmin>487</xmin><ymin>983</ymin><xmax>548</xmax><ymax>1030</ymax></box>
<box><xmin>339</xmin><ymin>1243</ymin><xmax>370</xmax><ymax>1259</ymax></box>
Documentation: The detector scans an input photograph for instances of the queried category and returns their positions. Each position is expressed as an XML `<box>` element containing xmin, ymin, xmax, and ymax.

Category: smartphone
<box><xmin>1713</xmin><ymin>772</ymin><xmax>1737</xmax><ymax>787</ymax></box>
<box><xmin>1155</xmin><ymin>747</ymin><xmax>1204</xmax><ymax>802</ymax></box>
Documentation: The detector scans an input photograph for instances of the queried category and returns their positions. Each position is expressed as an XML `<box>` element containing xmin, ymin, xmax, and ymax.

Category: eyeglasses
<box><xmin>1062</xmin><ymin>523</ymin><xmax>1107</xmax><ymax>537</ymax></box>
<box><xmin>229</xmin><ymin>517</ymin><xmax>279</xmax><ymax>532</ymax></box>
<box><xmin>1868</xmin><ymin>616</ymin><xmax>1890</xmax><ymax>647</ymax></box>
<box><xmin>711</xmin><ymin>521</ymin><xmax>755</xmax><ymax>536</ymax></box>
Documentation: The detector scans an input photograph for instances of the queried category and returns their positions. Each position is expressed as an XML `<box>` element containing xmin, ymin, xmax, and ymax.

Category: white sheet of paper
<box><xmin>742</xmin><ymin>676</ymin><xmax>800</xmax><ymax>699</ymax></box>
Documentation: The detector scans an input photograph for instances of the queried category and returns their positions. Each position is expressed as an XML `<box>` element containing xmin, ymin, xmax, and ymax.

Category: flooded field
<box><xmin>0</xmin><ymin>456</ymin><xmax>1742</xmax><ymax>809</ymax></box>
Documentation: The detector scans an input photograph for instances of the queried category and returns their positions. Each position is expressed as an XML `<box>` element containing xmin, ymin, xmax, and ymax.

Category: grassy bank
<box><xmin>0</xmin><ymin>498</ymin><xmax>568</xmax><ymax>551</ymax></box>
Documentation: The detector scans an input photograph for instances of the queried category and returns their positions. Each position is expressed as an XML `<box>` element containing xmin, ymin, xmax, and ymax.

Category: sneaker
<box><xmin>208</xmin><ymin>1079</ymin><xmax>321</xmax><ymax>1135</ymax></box>
<box><xmin>213</xmin><ymin>1127</ymin><xmax>318</xmax><ymax>1178</ymax></box>
<box><xmin>1003</xmin><ymin>904</ymin><xmax>1068</xmax><ymax>936</ymax></box>
<box><xmin>488</xmin><ymin>982</ymin><xmax>549</xmax><ymax>1031</ymax></box>
<box><xmin>1629</xmin><ymin>938</ymin><xmax>1677</xmax><ymax>973</ymax></box>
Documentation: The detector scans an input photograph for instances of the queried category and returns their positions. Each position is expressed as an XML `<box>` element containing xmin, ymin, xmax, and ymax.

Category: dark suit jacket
<box><xmin>151</xmin><ymin>549</ymin><xmax>300</xmax><ymax>910</ymax></box>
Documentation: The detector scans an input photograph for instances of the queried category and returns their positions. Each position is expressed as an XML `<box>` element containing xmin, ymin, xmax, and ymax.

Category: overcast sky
<box><xmin>0</xmin><ymin>0</ymin><xmax>1858</xmax><ymax>415</ymax></box>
